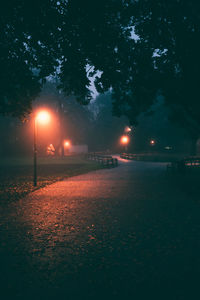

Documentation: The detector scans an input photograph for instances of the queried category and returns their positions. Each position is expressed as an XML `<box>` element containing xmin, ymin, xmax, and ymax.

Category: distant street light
<box><xmin>33</xmin><ymin>110</ymin><xmax>51</xmax><ymax>186</ymax></box>
<box><xmin>121</xmin><ymin>136</ymin><xmax>129</xmax><ymax>144</ymax></box>
<box><xmin>64</xmin><ymin>140</ymin><xmax>71</xmax><ymax>155</ymax></box>
<box><xmin>125</xmin><ymin>126</ymin><xmax>132</xmax><ymax>133</ymax></box>
<box><xmin>64</xmin><ymin>140</ymin><xmax>71</xmax><ymax>147</ymax></box>
<box><xmin>121</xmin><ymin>135</ymin><xmax>130</xmax><ymax>152</ymax></box>
<box><xmin>150</xmin><ymin>139</ymin><xmax>155</xmax><ymax>146</ymax></box>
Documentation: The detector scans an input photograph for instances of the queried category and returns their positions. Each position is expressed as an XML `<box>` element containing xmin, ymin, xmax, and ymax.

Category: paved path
<box><xmin>0</xmin><ymin>157</ymin><xmax>199</xmax><ymax>299</ymax></box>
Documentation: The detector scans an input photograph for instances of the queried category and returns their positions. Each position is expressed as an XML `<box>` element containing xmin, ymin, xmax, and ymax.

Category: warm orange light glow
<box><xmin>47</xmin><ymin>143</ymin><xmax>55</xmax><ymax>156</ymax></box>
<box><xmin>64</xmin><ymin>140</ymin><xmax>71</xmax><ymax>147</ymax></box>
<box><xmin>121</xmin><ymin>135</ymin><xmax>129</xmax><ymax>144</ymax></box>
<box><xmin>150</xmin><ymin>139</ymin><xmax>155</xmax><ymax>145</ymax></box>
<box><xmin>36</xmin><ymin>110</ymin><xmax>50</xmax><ymax>125</ymax></box>
<box><xmin>125</xmin><ymin>126</ymin><xmax>131</xmax><ymax>133</ymax></box>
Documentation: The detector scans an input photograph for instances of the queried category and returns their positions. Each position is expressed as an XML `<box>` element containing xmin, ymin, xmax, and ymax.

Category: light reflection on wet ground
<box><xmin>0</xmin><ymin>158</ymin><xmax>200</xmax><ymax>299</ymax></box>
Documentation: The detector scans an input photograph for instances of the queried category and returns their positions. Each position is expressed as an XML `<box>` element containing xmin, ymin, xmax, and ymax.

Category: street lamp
<box><xmin>33</xmin><ymin>110</ymin><xmax>51</xmax><ymax>186</ymax></box>
<box><xmin>150</xmin><ymin>139</ymin><xmax>155</xmax><ymax>146</ymax></box>
<box><xmin>124</xmin><ymin>126</ymin><xmax>132</xmax><ymax>133</ymax></box>
<box><xmin>64</xmin><ymin>140</ymin><xmax>70</xmax><ymax>147</ymax></box>
<box><xmin>64</xmin><ymin>140</ymin><xmax>71</xmax><ymax>155</ymax></box>
<box><xmin>121</xmin><ymin>135</ymin><xmax>130</xmax><ymax>153</ymax></box>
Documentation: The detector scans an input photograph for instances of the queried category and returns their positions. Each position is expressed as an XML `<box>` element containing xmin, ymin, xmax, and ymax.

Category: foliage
<box><xmin>1</xmin><ymin>0</ymin><xmax>200</xmax><ymax>138</ymax></box>
<box><xmin>0</xmin><ymin>0</ymin><xmax>62</xmax><ymax>117</ymax></box>
<box><xmin>129</xmin><ymin>0</ymin><xmax>200</xmax><ymax>136</ymax></box>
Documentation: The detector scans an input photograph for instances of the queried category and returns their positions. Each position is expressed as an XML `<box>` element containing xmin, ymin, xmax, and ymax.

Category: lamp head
<box><xmin>36</xmin><ymin>110</ymin><xmax>50</xmax><ymax>125</ymax></box>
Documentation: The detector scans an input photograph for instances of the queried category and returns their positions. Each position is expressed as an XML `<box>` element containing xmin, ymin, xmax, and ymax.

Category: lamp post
<box><xmin>64</xmin><ymin>140</ymin><xmax>71</xmax><ymax>155</ymax></box>
<box><xmin>33</xmin><ymin>116</ymin><xmax>37</xmax><ymax>186</ymax></box>
<box><xmin>121</xmin><ymin>135</ymin><xmax>130</xmax><ymax>153</ymax></box>
<box><xmin>33</xmin><ymin>110</ymin><xmax>50</xmax><ymax>186</ymax></box>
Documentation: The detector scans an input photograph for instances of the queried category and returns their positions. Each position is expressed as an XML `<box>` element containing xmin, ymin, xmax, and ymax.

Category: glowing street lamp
<box><xmin>33</xmin><ymin>110</ymin><xmax>51</xmax><ymax>186</ymax></box>
<box><xmin>64</xmin><ymin>140</ymin><xmax>71</xmax><ymax>155</ymax></box>
<box><xmin>36</xmin><ymin>110</ymin><xmax>50</xmax><ymax>125</ymax></box>
<box><xmin>121</xmin><ymin>135</ymin><xmax>130</xmax><ymax>152</ymax></box>
<box><xmin>121</xmin><ymin>136</ymin><xmax>129</xmax><ymax>144</ymax></box>
<box><xmin>125</xmin><ymin>126</ymin><xmax>132</xmax><ymax>133</ymax></box>
<box><xmin>64</xmin><ymin>140</ymin><xmax>71</xmax><ymax>147</ymax></box>
<box><xmin>150</xmin><ymin>139</ymin><xmax>155</xmax><ymax>146</ymax></box>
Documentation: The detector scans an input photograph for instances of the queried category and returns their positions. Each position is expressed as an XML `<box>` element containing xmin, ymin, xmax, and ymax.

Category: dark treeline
<box><xmin>0</xmin><ymin>82</ymin><xmax>197</xmax><ymax>156</ymax></box>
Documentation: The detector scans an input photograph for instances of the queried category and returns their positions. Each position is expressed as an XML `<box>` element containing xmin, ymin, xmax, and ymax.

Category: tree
<box><xmin>0</xmin><ymin>0</ymin><xmax>62</xmax><ymax>117</ymax></box>
<box><xmin>1</xmin><ymin>0</ymin><xmax>200</xmax><ymax>148</ymax></box>
<box><xmin>127</xmin><ymin>0</ymin><xmax>200</xmax><ymax>140</ymax></box>
<box><xmin>0</xmin><ymin>0</ymin><xmax>139</xmax><ymax>117</ymax></box>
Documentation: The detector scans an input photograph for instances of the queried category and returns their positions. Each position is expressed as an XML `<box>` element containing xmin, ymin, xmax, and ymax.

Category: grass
<box><xmin>0</xmin><ymin>155</ymin><xmax>102</xmax><ymax>205</ymax></box>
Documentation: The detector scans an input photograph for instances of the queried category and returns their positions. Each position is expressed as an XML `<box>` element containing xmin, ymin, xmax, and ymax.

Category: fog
<box><xmin>0</xmin><ymin>82</ymin><xmax>197</xmax><ymax>158</ymax></box>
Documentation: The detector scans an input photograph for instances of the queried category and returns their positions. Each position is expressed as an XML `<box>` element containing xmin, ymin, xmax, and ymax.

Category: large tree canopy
<box><xmin>129</xmin><ymin>0</ymin><xmax>200</xmax><ymax>137</ymax></box>
<box><xmin>0</xmin><ymin>0</ymin><xmax>131</xmax><ymax>117</ymax></box>
<box><xmin>0</xmin><ymin>0</ymin><xmax>62</xmax><ymax>117</ymax></box>
<box><xmin>1</xmin><ymin>0</ymin><xmax>200</xmax><ymax>137</ymax></box>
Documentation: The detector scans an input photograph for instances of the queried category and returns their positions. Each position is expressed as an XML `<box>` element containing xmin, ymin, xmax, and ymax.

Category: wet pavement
<box><xmin>0</xmin><ymin>157</ymin><xmax>200</xmax><ymax>299</ymax></box>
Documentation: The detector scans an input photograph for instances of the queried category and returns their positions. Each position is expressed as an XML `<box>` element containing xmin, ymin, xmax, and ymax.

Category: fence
<box><xmin>86</xmin><ymin>153</ymin><xmax>118</xmax><ymax>168</ymax></box>
<box><xmin>120</xmin><ymin>153</ymin><xmax>138</xmax><ymax>160</ymax></box>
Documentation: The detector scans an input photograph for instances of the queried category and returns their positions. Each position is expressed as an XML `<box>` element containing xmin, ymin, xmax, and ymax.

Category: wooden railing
<box><xmin>120</xmin><ymin>153</ymin><xmax>138</xmax><ymax>160</ymax></box>
<box><xmin>86</xmin><ymin>153</ymin><xmax>118</xmax><ymax>168</ymax></box>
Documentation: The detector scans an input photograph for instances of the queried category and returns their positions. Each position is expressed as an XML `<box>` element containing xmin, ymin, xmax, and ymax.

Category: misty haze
<box><xmin>0</xmin><ymin>1</ymin><xmax>200</xmax><ymax>300</ymax></box>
